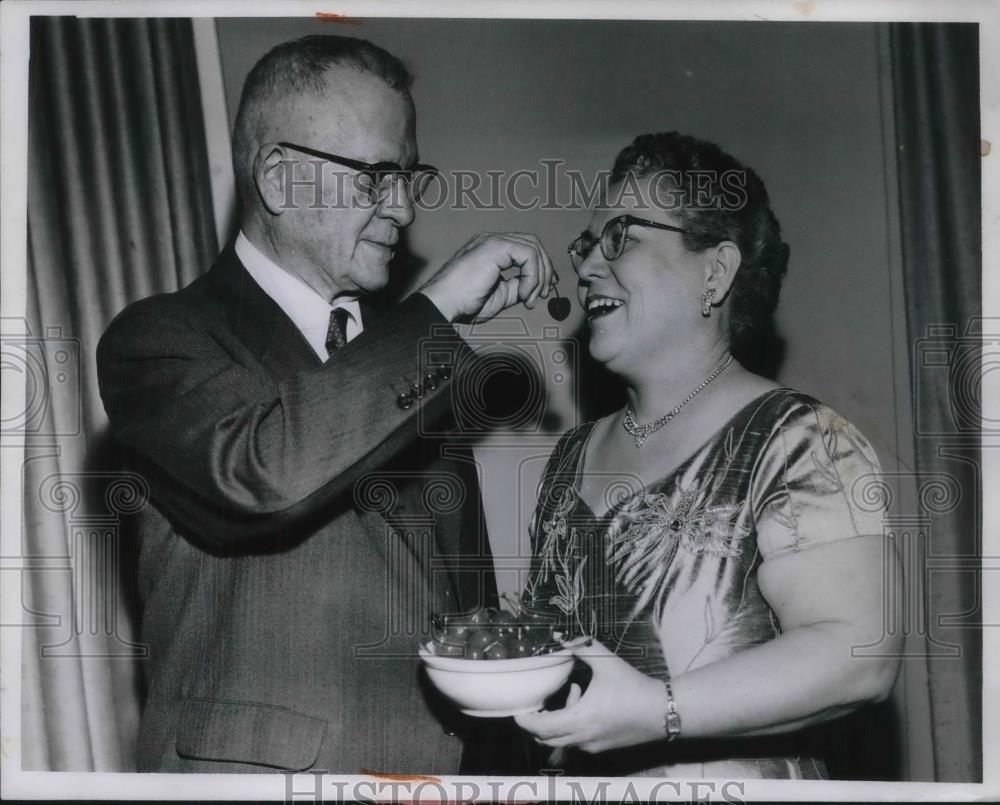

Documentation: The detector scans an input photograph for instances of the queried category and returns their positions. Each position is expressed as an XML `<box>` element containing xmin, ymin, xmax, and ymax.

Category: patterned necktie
<box><xmin>325</xmin><ymin>307</ymin><xmax>351</xmax><ymax>355</ymax></box>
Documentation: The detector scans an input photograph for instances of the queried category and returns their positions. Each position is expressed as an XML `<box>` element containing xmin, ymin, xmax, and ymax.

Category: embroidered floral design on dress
<box><xmin>534</xmin><ymin>482</ymin><xmax>576</xmax><ymax>579</ymax></box>
<box><xmin>549</xmin><ymin>550</ymin><xmax>588</xmax><ymax>631</ymax></box>
<box><xmin>607</xmin><ymin>477</ymin><xmax>750</xmax><ymax>618</ymax></box>
<box><xmin>524</xmin><ymin>480</ymin><xmax>590</xmax><ymax>633</ymax></box>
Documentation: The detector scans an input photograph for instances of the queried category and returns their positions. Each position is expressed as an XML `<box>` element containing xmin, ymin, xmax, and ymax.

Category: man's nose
<box><xmin>377</xmin><ymin>177</ymin><xmax>415</xmax><ymax>227</ymax></box>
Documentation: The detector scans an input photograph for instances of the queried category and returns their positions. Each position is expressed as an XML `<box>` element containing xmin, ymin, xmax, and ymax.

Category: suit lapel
<box><xmin>260</xmin><ymin>315</ymin><xmax>322</xmax><ymax>380</ymax></box>
<box><xmin>358</xmin><ymin>294</ymin><xmax>388</xmax><ymax>330</ymax></box>
<box><xmin>204</xmin><ymin>245</ymin><xmax>321</xmax><ymax>381</ymax></box>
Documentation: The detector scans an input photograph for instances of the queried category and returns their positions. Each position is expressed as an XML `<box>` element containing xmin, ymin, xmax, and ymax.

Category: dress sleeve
<box><xmin>750</xmin><ymin>400</ymin><xmax>887</xmax><ymax>561</ymax></box>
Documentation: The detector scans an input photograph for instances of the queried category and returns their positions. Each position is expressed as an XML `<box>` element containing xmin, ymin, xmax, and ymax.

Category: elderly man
<box><xmin>97</xmin><ymin>35</ymin><xmax>553</xmax><ymax>773</ymax></box>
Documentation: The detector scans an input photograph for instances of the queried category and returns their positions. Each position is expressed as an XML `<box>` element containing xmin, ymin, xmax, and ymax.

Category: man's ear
<box><xmin>705</xmin><ymin>240</ymin><xmax>742</xmax><ymax>301</ymax></box>
<box><xmin>254</xmin><ymin>143</ymin><xmax>290</xmax><ymax>216</ymax></box>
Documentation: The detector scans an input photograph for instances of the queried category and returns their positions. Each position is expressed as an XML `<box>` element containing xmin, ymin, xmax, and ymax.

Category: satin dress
<box><xmin>522</xmin><ymin>389</ymin><xmax>887</xmax><ymax>778</ymax></box>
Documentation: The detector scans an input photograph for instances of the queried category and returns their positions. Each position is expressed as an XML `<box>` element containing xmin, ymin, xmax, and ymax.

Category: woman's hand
<box><xmin>514</xmin><ymin>639</ymin><xmax>668</xmax><ymax>754</ymax></box>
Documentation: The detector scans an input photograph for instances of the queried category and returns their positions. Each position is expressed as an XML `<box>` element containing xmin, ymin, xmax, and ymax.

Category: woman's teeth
<box><xmin>586</xmin><ymin>298</ymin><xmax>624</xmax><ymax>319</ymax></box>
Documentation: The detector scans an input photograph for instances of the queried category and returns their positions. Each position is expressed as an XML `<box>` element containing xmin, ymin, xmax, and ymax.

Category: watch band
<box><xmin>663</xmin><ymin>676</ymin><xmax>682</xmax><ymax>741</ymax></box>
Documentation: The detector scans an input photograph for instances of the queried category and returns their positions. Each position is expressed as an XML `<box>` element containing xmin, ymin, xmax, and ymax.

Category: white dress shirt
<box><xmin>235</xmin><ymin>231</ymin><xmax>362</xmax><ymax>362</ymax></box>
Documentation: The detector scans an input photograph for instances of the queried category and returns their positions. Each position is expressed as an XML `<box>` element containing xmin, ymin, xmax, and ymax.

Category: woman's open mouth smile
<box><xmin>585</xmin><ymin>295</ymin><xmax>625</xmax><ymax>322</ymax></box>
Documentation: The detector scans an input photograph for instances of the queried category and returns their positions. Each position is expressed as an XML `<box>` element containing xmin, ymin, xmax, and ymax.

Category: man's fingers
<box><xmin>501</xmin><ymin>233</ymin><xmax>554</xmax><ymax>303</ymax></box>
<box><xmin>497</xmin><ymin>259</ymin><xmax>540</xmax><ymax>309</ymax></box>
<box><xmin>487</xmin><ymin>234</ymin><xmax>546</xmax><ymax>307</ymax></box>
<box><xmin>504</xmin><ymin>251</ymin><xmax>541</xmax><ymax>309</ymax></box>
<box><xmin>534</xmin><ymin>236</ymin><xmax>556</xmax><ymax>299</ymax></box>
<box><xmin>502</xmin><ymin>275</ymin><xmax>521</xmax><ymax>310</ymax></box>
<box><xmin>431</xmin><ymin>231</ymin><xmax>555</xmax><ymax>322</ymax></box>
<box><xmin>472</xmin><ymin>276</ymin><xmax>520</xmax><ymax>322</ymax></box>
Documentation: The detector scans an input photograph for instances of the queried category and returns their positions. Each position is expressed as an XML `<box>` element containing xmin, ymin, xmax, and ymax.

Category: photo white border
<box><xmin>2</xmin><ymin>0</ymin><xmax>997</xmax><ymax>800</ymax></box>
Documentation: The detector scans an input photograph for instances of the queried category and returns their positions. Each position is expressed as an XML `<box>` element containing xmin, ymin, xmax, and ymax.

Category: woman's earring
<box><xmin>701</xmin><ymin>289</ymin><xmax>714</xmax><ymax>317</ymax></box>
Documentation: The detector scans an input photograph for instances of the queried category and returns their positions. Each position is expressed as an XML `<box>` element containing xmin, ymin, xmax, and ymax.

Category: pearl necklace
<box><xmin>622</xmin><ymin>355</ymin><xmax>734</xmax><ymax>448</ymax></box>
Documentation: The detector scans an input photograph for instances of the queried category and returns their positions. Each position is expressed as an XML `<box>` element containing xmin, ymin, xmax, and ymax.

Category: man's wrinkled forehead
<box><xmin>265</xmin><ymin>65</ymin><xmax>416</xmax><ymax>161</ymax></box>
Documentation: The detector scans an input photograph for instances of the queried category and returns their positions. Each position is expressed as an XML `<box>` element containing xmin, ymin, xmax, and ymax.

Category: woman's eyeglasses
<box><xmin>277</xmin><ymin>141</ymin><xmax>439</xmax><ymax>203</ymax></box>
<box><xmin>567</xmin><ymin>215</ymin><xmax>686</xmax><ymax>271</ymax></box>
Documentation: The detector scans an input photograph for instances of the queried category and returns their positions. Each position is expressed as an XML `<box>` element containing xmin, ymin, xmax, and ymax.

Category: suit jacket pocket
<box><xmin>176</xmin><ymin>697</ymin><xmax>326</xmax><ymax>771</ymax></box>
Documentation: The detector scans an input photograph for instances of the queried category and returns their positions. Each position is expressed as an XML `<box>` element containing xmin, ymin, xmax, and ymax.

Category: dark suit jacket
<box><xmin>97</xmin><ymin>246</ymin><xmax>497</xmax><ymax>773</ymax></box>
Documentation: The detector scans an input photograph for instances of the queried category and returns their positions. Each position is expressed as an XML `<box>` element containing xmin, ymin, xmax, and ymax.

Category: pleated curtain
<box><xmin>890</xmin><ymin>22</ymin><xmax>982</xmax><ymax>783</ymax></box>
<box><xmin>23</xmin><ymin>16</ymin><xmax>217</xmax><ymax>770</ymax></box>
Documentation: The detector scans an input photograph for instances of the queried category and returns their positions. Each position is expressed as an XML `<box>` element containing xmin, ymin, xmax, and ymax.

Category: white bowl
<box><xmin>419</xmin><ymin>646</ymin><xmax>574</xmax><ymax>717</ymax></box>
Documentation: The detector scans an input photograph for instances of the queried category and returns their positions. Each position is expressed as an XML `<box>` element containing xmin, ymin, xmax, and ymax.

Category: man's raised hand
<box><xmin>420</xmin><ymin>233</ymin><xmax>556</xmax><ymax>323</ymax></box>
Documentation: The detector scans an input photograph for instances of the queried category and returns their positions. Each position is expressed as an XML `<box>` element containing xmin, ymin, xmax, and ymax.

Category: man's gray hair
<box><xmin>231</xmin><ymin>35</ymin><xmax>413</xmax><ymax>215</ymax></box>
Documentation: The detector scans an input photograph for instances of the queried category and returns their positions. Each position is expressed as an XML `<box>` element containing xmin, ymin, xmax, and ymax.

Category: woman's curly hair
<box><xmin>609</xmin><ymin>132</ymin><xmax>789</xmax><ymax>350</ymax></box>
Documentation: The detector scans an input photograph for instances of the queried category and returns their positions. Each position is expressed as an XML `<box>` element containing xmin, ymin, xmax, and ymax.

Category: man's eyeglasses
<box><xmin>567</xmin><ymin>215</ymin><xmax>686</xmax><ymax>271</ymax></box>
<box><xmin>278</xmin><ymin>141</ymin><xmax>439</xmax><ymax>203</ymax></box>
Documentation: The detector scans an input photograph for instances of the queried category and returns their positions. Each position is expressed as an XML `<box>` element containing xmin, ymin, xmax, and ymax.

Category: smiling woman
<box><xmin>514</xmin><ymin>131</ymin><xmax>903</xmax><ymax>779</ymax></box>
